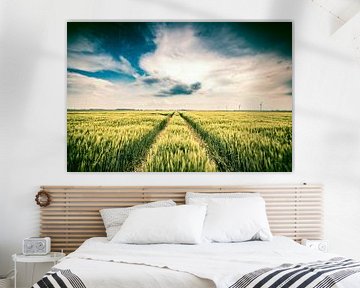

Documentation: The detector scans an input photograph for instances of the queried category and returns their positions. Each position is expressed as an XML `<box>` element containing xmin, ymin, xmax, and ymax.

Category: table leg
<box><xmin>14</xmin><ymin>259</ymin><xmax>16</xmax><ymax>288</ymax></box>
<box><xmin>31</xmin><ymin>263</ymin><xmax>35</xmax><ymax>285</ymax></box>
<box><xmin>25</xmin><ymin>263</ymin><xmax>28</xmax><ymax>287</ymax></box>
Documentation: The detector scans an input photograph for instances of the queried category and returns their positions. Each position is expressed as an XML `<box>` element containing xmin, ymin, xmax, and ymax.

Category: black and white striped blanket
<box><xmin>32</xmin><ymin>258</ymin><xmax>360</xmax><ymax>288</ymax></box>
<box><xmin>32</xmin><ymin>268</ymin><xmax>86</xmax><ymax>288</ymax></box>
<box><xmin>230</xmin><ymin>257</ymin><xmax>360</xmax><ymax>288</ymax></box>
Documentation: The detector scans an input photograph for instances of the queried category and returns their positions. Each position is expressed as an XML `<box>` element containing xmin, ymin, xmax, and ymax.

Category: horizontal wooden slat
<box><xmin>41</xmin><ymin>225</ymin><xmax>104</xmax><ymax>229</ymax></box>
<box><xmin>43</xmin><ymin>186</ymin><xmax>320</xmax><ymax>189</ymax></box>
<box><xmin>48</xmin><ymin>197</ymin><xmax>322</xmax><ymax>202</ymax></box>
<box><xmin>39</xmin><ymin>184</ymin><xmax>323</xmax><ymax>253</ymax></box>
<box><xmin>41</xmin><ymin>229</ymin><xmax>106</xmax><ymax>233</ymax></box>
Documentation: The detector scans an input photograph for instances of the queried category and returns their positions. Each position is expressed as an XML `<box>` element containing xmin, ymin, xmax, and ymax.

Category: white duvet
<box><xmin>54</xmin><ymin>237</ymin><xmax>360</xmax><ymax>288</ymax></box>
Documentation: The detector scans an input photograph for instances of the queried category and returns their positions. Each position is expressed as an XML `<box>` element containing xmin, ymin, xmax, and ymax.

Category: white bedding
<box><xmin>53</xmin><ymin>237</ymin><xmax>360</xmax><ymax>288</ymax></box>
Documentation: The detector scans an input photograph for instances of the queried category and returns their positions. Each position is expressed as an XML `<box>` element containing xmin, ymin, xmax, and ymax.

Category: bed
<box><xmin>33</xmin><ymin>236</ymin><xmax>360</xmax><ymax>288</ymax></box>
<box><xmin>33</xmin><ymin>185</ymin><xmax>360</xmax><ymax>288</ymax></box>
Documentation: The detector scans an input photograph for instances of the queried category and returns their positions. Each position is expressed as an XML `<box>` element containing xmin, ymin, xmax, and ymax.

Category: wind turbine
<box><xmin>260</xmin><ymin>102</ymin><xmax>263</xmax><ymax>111</ymax></box>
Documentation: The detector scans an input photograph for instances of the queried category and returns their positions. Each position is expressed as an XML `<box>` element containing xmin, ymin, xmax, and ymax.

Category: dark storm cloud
<box><xmin>137</xmin><ymin>74</ymin><xmax>202</xmax><ymax>97</ymax></box>
<box><xmin>156</xmin><ymin>81</ymin><xmax>202</xmax><ymax>97</ymax></box>
<box><xmin>142</xmin><ymin>76</ymin><xmax>161</xmax><ymax>85</ymax></box>
<box><xmin>193</xmin><ymin>22</ymin><xmax>292</xmax><ymax>59</ymax></box>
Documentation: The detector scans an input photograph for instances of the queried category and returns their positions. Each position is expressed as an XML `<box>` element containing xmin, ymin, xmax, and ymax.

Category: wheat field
<box><xmin>67</xmin><ymin>110</ymin><xmax>292</xmax><ymax>172</ymax></box>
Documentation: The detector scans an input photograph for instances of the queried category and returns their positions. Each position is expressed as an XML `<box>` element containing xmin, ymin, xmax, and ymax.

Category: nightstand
<box><xmin>12</xmin><ymin>252</ymin><xmax>65</xmax><ymax>288</ymax></box>
<box><xmin>301</xmin><ymin>239</ymin><xmax>328</xmax><ymax>252</ymax></box>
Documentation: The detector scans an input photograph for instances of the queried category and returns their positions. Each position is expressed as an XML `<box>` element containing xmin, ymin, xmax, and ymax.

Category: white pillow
<box><xmin>186</xmin><ymin>192</ymin><xmax>259</xmax><ymax>204</ymax></box>
<box><xmin>100</xmin><ymin>200</ymin><xmax>176</xmax><ymax>240</ymax></box>
<box><xmin>111</xmin><ymin>205</ymin><xmax>207</xmax><ymax>244</ymax></box>
<box><xmin>202</xmin><ymin>197</ymin><xmax>272</xmax><ymax>243</ymax></box>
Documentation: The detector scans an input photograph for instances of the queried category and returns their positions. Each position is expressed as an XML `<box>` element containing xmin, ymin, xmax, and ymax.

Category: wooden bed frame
<box><xmin>39</xmin><ymin>184</ymin><xmax>323</xmax><ymax>253</ymax></box>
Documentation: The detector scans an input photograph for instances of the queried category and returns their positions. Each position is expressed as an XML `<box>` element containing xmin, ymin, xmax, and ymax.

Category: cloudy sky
<box><xmin>67</xmin><ymin>22</ymin><xmax>292</xmax><ymax>110</ymax></box>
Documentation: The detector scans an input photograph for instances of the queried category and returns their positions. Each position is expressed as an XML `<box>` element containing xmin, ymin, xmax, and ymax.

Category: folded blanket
<box><xmin>33</xmin><ymin>258</ymin><xmax>360</xmax><ymax>288</ymax></box>
<box><xmin>32</xmin><ymin>268</ymin><xmax>86</xmax><ymax>288</ymax></box>
<box><xmin>230</xmin><ymin>258</ymin><xmax>360</xmax><ymax>288</ymax></box>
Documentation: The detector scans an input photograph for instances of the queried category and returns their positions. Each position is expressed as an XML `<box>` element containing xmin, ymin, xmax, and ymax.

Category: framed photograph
<box><xmin>67</xmin><ymin>22</ymin><xmax>292</xmax><ymax>172</ymax></box>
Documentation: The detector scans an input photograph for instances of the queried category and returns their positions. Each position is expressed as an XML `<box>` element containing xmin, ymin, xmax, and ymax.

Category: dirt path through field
<box><xmin>139</xmin><ymin>112</ymin><xmax>217</xmax><ymax>172</ymax></box>
<box><xmin>180</xmin><ymin>114</ymin><xmax>220</xmax><ymax>171</ymax></box>
<box><xmin>179</xmin><ymin>112</ymin><xmax>230</xmax><ymax>172</ymax></box>
<box><xmin>134</xmin><ymin>112</ymin><xmax>174</xmax><ymax>172</ymax></box>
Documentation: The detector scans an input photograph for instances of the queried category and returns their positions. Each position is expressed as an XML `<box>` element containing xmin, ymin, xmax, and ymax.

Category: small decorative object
<box><xmin>35</xmin><ymin>190</ymin><xmax>51</xmax><ymax>207</ymax></box>
<box><xmin>22</xmin><ymin>237</ymin><xmax>51</xmax><ymax>255</ymax></box>
<box><xmin>301</xmin><ymin>239</ymin><xmax>328</xmax><ymax>252</ymax></box>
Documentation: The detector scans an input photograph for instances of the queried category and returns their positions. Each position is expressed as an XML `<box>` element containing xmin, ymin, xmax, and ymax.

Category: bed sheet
<box><xmin>50</xmin><ymin>237</ymin><xmax>360</xmax><ymax>288</ymax></box>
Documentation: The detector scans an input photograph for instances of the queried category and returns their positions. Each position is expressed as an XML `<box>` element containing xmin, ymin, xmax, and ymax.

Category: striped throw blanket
<box><xmin>32</xmin><ymin>268</ymin><xmax>86</xmax><ymax>288</ymax></box>
<box><xmin>230</xmin><ymin>258</ymin><xmax>360</xmax><ymax>288</ymax></box>
<box><xmin>32</xmin><ymin>258</ymin><xmax>360</xmax><ymax>288</ymax></box>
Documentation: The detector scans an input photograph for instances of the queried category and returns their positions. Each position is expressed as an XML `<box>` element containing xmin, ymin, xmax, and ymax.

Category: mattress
<box><xmin>35</xmin><ymin>236</ymin><xmax>360</xmax><ymax>288</ymax></box>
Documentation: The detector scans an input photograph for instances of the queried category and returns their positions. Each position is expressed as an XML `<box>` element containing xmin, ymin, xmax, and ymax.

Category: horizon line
<box><xmin>67</xmin><ymin>108</ymin><xmax>292</xmax><ymax>112</ymax></box>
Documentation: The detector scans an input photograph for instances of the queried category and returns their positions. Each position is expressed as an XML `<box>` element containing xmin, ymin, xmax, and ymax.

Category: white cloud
<box><xmin>68</xmin><ymin>72</ymin><xmax>117</xmax><ymax>109</ymax></box>
<box><xmin>68</xmin><ymin>36</ymin><xmax>99</xmax><ymax>53</ymax></box>
<box><xmin>68</xmin><ymin>52</ymin><xmax>138</xmax><ymax>78</ymax></box>
<box><xmin>137</xmin><ymin>25</ymin><xmax>292</xmax><ymax>110</ymax></box>
<box><xmin>69</xmin><ymin>53</ymin><xmax>114</xmax><ymax>72</ymax></box>
<box><xmin>68</xmin><ymin>36</ymin><xmax>138</xmax><ymax>77</ymax></box>
<box><xmin>118</xmin><ymin>56</ymin><xmax>138</xmax><ymax>78</ymax></box>
<box><xmin>140</xmin><ymin>26</ymin><xmax>218</xmax><ymax>85</ymax></box>
<box><xmin>67</xmin><ymin>72</ymin><xmax>157</xmax><ymax>109</ymax></box>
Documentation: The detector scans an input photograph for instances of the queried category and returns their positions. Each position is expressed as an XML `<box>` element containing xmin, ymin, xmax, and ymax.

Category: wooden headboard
<box><xmin>39</xmin><ymin>184</ymin><xmax>323</xmax><ymax>253</ymax></box>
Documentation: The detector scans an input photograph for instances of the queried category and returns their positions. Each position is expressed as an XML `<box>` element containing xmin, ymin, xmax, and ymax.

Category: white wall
<box><xmin>1</xmin><ymin>0</ymin><xmax>360</xmax><ymax>286</ymax></box>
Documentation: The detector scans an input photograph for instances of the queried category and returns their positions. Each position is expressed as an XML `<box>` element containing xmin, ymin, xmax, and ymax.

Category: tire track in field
<box><xmin>180</xmin><ymin>115</ymin><xmax>220</xmax><ymax>172</ymax></box>
<box><xmin>139</xmin><ymin>112</ymin><xmax>217</xmax><ymax>172</ymax></box>
<box><xmin>135</xmin><ymin>112</ymin><xmax>174</xmax><ymax>172</ymax></box>
<box><xmin>179</xmin><ymin>113</ymin><xmax>230</xmax><ymax>172</ymax></box>
<box><xmin>125</xmin><ymin>112</ymin><xmax>173</xmax><ymax>172</ymax></box>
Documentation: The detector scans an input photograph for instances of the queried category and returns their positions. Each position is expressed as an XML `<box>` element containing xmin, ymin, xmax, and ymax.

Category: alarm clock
<box><xmin>23</xmin><ymin>237</ymin><xmax>51</xmax><ymax>255</ymax></box>
<box><xmin>301</xmin><ymin>239</ymin><xmax>328</xmax><ymax>252</ymax></box>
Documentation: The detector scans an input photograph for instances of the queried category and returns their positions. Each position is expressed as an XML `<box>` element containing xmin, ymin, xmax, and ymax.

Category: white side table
<box><xmin>12</xmin><ymin>252</ymin><xmax>65</xmax><ymax>288</ymax></box>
